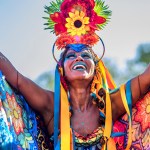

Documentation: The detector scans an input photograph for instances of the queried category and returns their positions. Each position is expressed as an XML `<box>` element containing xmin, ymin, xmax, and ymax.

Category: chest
<box><xmin>71</xmin><ymin>106</ymin><xmax>100</xmax><ymax>136</ymax></box>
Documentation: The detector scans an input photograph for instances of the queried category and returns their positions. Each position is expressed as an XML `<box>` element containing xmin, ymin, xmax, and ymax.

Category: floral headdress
<box><xmin>44</xmin><ymin>0</ymin><xmax>111</xmax><ymax>50</ymax></box>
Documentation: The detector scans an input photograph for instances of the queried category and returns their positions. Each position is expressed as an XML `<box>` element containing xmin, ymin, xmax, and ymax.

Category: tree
<box><xmin>125</xmin><ymin>43</ymin><xmax>150</xmax><ymax>79</ymax></box>
<box><xmin>104</xmin><ymin>43</ymin><xmax>150</xmax><ymax>86</ymax></box>
<box><xmin>35</xmin><ymin>71</ymin><xmax>54</xmax><ymax>91</ymax></box>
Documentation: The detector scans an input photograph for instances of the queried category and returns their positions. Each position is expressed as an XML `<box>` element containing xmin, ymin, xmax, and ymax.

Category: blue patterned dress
<box><xmin>0</xmin><ymin>71</ymin><xmax>51</xmax><ymax>150</ymax></box>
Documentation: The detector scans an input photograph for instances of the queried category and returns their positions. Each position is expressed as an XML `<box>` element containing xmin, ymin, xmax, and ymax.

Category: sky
<box><xmin>0</xmin><ymin>0</ymin><xmax>150</xmax><ymax>80</ymax></box>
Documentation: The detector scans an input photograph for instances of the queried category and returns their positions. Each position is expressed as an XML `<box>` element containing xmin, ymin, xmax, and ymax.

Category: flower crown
<box><xmin>44</xmin><ymin>0</ymin><xmax>111</xmax><ymax>50</ymax></box>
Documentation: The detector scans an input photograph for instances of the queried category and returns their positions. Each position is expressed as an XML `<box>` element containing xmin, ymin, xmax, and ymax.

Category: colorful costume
<box><xmin>44</xmin><ymin>0</ymin><xmax>150</xmax><ymax>149</ymax></box>
<box><xmin>0</xmin><ymin>0</ymin><xmax>149</xmax><ymax>149</ymax></box>
<box><xmin>1</xmin><ymin>70</ymin><xmax>150</xmax><ymax>150</ymax></box>
<box><xmin>114</xmin><ymin>92</ymin><xmax>150</xmax><ymax>150</ymax></box>
<box><xmin>0</xmin><ymin>71</ymin><xmax>51</xmax><ymax>150</ymax></box>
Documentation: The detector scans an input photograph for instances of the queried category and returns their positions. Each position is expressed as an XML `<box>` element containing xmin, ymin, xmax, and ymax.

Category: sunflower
<box><xmin>65</xmin><ymin>10</ymin><xmax>90</xmax><ymax>36</ymax></box>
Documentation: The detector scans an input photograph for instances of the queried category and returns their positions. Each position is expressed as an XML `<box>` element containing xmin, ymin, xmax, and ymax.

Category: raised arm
<box><xmin>111</xmin><ymin>64</ymin><xmax>150</xmax><ymax>122</ymax></box>
<box><xmin>131</xmin><ymin>64</ymin><xmax>150</xmax><ymax>105</ymax></box>
<box><xmin>0</xmin><ymin>52</ymin><xmax>54</xmax><ymax>123</ymax></box>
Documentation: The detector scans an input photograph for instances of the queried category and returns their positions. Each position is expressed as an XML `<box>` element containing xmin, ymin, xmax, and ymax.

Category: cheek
<box><xmin>63</xmin><ymin>64</ymin><xmax>67</xmax><ymax>76</ymax></box>
<box><xmin>63</xmin><ymin>61</ymin><xmax>70</xmax><ymax>75</ymax></box>
<box><xmin>89</xmin><ymin>61</ymin><xmax>95</xmax><ymax>73</ymax></box>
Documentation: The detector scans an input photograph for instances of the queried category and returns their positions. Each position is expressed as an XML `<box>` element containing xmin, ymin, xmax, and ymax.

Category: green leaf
<box><xmin>43</xmin><ymin>0</ymin><xmax>63</xmax><ymax>32</ymax></box>
<box><xmin>94</xmin><ymin>0</ymin><xmax>112</xmax><ymax>30</ymax></box>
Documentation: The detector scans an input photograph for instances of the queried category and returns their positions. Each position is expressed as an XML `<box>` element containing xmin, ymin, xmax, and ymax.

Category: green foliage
<box><xmin>104</xmin><ymin>43</ymin><xmax>150</xmax><ymax>86</ymax></box>
<box><xmin>94</xmin><ymin>0</ymin><xmax>112</xmax><ymax>29</ymax></box>
<box><xmin>43</xmin><ymin>17</ymin><xmax>55</xmax><ymax>33</ymax></box>
<box><xmin>35</xmin><ymin>71</ymin><xmax>54</xmax><ymax>91</ymax></box>
<box><xmin>103</xmin><ymin>58</ymin><xmax>121</xmax><ymax>86</ymax></box>
<box><xmin>43</xmin><ymin>0</ymin><xmax>63</xmax><ymax>32</ymax></box>
<box><xmin>44</xmin><ymin>0</ymin><xmax>63</xmax><ymax>14</ymax></box>
<box><xmin>135</xmin><ymin>44</ymin><xmax>150</xmax><ymax>65</ymax></box>
<box><xmin>122</xmin><ymin>43</ymin><xmax>150</xmax><ymax>82</ymax></box>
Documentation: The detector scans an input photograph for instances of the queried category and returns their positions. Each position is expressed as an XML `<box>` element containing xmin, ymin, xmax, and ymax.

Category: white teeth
<box><xmin>73</xmin><ymin>65</ymin><xmax>86</xmax><ymax>70</ymax></box>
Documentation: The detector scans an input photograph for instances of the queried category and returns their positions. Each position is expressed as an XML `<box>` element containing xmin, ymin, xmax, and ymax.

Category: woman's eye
<box><xmin>65</xmin><ymin>53</ymin><xmax>76</xmax><ymax>59</ymax></box>
<box><xmin>81</xmin><ymin>53</ymin><xmax>92</xmax><ymax>59</ymax></box>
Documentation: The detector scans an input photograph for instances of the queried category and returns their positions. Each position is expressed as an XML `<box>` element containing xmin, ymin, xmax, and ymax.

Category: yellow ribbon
<box><xmin>103</xmin><ymin>93</ymin><xmax>112</xmax><ymax>150</ymax></box>
<box><xmin>98</xmin><ymin>61</ymin><xmax>108</xmax><ymax>90</ymax></box>
<box><xmin>120</xmin><ymin>84</ymin><xmax>132</xmax><ymax>150</ymax></box>
<box><xmin>60</xmin><ymin>83</ymin><xmax>71</xmax><ymax>150</ymax></box>
<box><xmin>104</xmin><ymin>66</ymin><xmax>116</xmax><ymax>89</ymax></box>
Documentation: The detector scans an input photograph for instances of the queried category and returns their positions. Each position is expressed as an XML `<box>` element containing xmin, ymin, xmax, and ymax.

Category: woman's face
<box><xmin>63</xmin><ymin>49</ymin><xmax>95</xmax><ymax>83</ymax></box>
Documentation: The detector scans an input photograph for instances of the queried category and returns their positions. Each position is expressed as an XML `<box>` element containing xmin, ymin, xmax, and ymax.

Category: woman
<box><xmin>0</xmin><ymin>0</ymin><xmax>150</xmax><ymax>150</ymax></box>
<box><xmin>1</xmin><ymin>47</ymin><xmax>150</xmax><ymax>150</ymax></box>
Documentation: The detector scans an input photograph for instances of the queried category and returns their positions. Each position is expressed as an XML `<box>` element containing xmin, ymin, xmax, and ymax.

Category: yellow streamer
<box><xmin>120</xmin><ymin>85</ymin><xmax>132</xmax><ymax>150</ymax></box>
<box><xmin>98</xmin><ymin>61</ymin><xmax>109</xmax><ymax>91</ymax></box>
<box><xmin>107</xmin><ymin>137</ymin><xmax>116</xmax><ymax>150</ymax></box>
<box><xmin>104</xmin><ymin>66</ymin><xmax>116</xmax><ymax>89</ymax></box>
<box><xmin>61</xmin><ymin>83</ymin><xmax>70</xmax><ymax>150</ymax></box>
<box><xmin>103</xmin><ymin>93</ymin><xmax>112</xmax><ymax>149</ymax></box>
<box><xmin>70</xmin><ymin>128</ymin><xmax>73</xmax><ymax>150</ymax></box>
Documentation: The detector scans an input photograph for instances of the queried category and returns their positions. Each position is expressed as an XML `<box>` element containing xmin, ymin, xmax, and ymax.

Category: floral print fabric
<box><xmin>114</xmin><ymin>92</ymin><xmax>150</xmax><ymax>150</ymax></box>
<box><xmin>0</xmin><ymin>72</ymin><xmax>50</xmax><ymax>150</ymax></box>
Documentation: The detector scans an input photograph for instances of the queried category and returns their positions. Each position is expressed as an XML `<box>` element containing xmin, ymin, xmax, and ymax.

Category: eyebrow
<box><xmin>65</xmin><ymin>51</ymin><xmax>75</xmax><ymax>55</ymax></box>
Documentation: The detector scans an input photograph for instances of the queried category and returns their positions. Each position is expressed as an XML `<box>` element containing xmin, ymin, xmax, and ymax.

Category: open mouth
<box><xmin>72</xmin><ymin>62</ymin><xmax>87</xmax><ymax>71</ymax></box>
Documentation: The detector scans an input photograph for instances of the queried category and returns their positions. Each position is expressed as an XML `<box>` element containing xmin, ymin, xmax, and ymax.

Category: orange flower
<box><xmin>134</xmin><ymin>93</ymin><xmax>150</xmax><ymax>132</ymax></box>
<box><xmin>56</xmin><ymin>34</ymin><xmax>75</xmax><ymax>50</ymax></box>
<box><xmin>82</xmin><ymin>33</ymin><xmax>99</xmax><ymax>46</ymax></box>
<box><xmin>6</xmin><ymin>93</ymin><xmax>24</xmax><ymax>134</ymax></box>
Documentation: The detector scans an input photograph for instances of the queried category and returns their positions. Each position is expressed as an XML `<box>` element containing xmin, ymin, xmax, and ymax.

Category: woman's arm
<box><xmin>131</xmin><ymin>64</ymin><xmax>150</xmax><ymax>105</ymax></box>
<box><xmin>111</xmin><ymin>64</ymin><xmax>150</xmax><ymax>122</ymax></box>
<box><xmin>0</xmin><ymin>52</ymin><xmax>54</xmax><ymax>124</ymax></box>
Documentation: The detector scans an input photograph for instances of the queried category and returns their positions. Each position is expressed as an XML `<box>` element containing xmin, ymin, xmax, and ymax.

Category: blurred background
<box><xmin>0</xmin><ymin>0</ymin><xmax>150</xmax><ymax>91</ymax></box>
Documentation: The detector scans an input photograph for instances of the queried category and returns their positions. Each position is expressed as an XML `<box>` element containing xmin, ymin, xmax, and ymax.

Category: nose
<box><xmin>75</xmin><ymin>55</ymin><xmax>84</xmax><ymax>61</ymax></box>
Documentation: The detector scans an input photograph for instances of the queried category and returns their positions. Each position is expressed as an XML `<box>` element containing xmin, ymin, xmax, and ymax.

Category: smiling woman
<box><xmin>0</xmin><ymin>0</ymin><xmax>150</xmax><ymax>150</ymax></box>
<box><xmin>63</xmin><ymin>48</ymin><xmax>95</xmax><ymax>82</ymax></box>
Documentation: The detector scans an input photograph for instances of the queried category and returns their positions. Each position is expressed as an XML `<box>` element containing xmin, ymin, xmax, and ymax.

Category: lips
<box><xmin>72</xmin><ymin>62</ymin><xmax>87</xmax><ymax>71</ymax></box>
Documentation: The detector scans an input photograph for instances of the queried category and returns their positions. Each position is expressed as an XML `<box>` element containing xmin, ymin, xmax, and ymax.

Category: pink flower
<box><xmin>113</xmin><ymin>121</ymin><xmax>127</xmax><ymax>149</ymax></box>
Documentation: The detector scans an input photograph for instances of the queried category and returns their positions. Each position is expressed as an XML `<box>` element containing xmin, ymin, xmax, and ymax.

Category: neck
<box><xmin>69</xmin><ymin>86</ymin><xmax>92</xmax><ymax>112</ymax></box>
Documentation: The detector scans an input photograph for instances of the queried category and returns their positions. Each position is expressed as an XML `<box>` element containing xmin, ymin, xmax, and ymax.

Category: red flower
<box><xmin>54</xmin><ymin>24</ymin><xmax>67</xmax><ymax>36</ymax></box>
<box><xmin>60</xmin><ymin>0</ymin><xmax>74</xmax><ymax>17</ymax></box>
<box><xmin>77</xmin><ymin>0</ymin><xmax>95</xmax><ymax>9</ymax></box>
<box><xmin>61</xmin><ymin>0</ymin><xmax>94</xmax><ymax>11</ymax></box>
<box><xmin>60</xmin><ymin>0</ymin><xmax>94</xmax><ymax>18</ymax></box>
<box><xmin>94</xmin><ymin>15</ymin><xmax>106</xmax><ymax>24</ymax></box>
<box><xmin>113</xmin><ymin>121</ymin><xmax>127</xmax><ymax>149</ymax></box>
<box><xmin>88</xmin><ymin>0</ymin><xmax>95</xmax><ymax>8</ymax></box>
<box><xmin>50</xmin><ymin>12</ymin><xmax>62</xmax><ymax>23</ymax></box>
<box><xmin>89</xmin><ymin>10</ymin><xmax>106</xmax><ymax>30</ymax></box>
<box><xmin>89</xmin><ymin>23</ymin><xmax>97</xmax><ymax>31</ymax></box>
